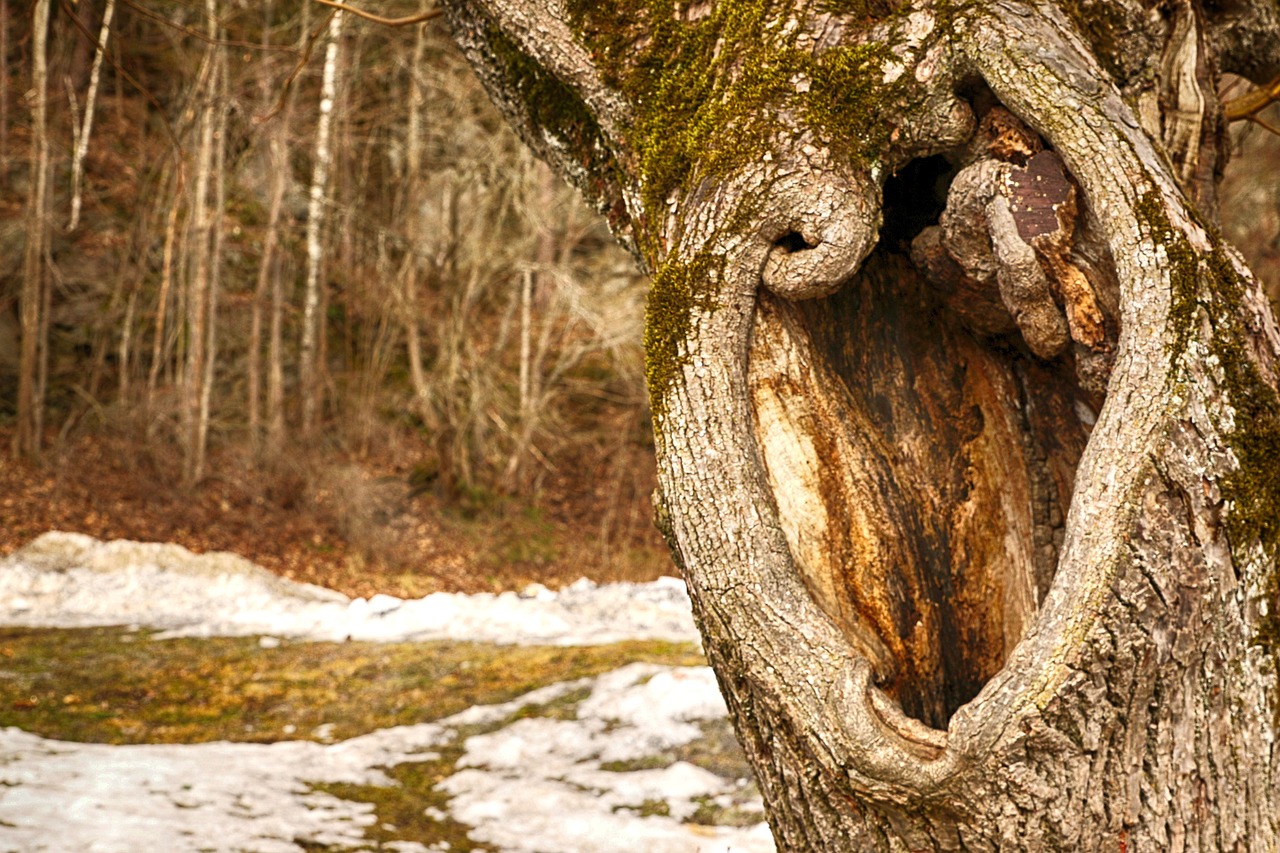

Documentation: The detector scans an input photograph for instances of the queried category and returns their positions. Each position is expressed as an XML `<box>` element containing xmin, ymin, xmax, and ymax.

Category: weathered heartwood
<box><xmin>439</xmin><ymin>0</ymin><xmax>1280</xmax><ymax>847</ymax></box>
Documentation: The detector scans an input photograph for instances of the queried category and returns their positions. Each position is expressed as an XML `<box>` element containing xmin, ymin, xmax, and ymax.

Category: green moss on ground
<box><xmin>309</xmin><ymin>690</ymin><xmax>761</xmax><ymax>850</ymax></box>
<box><xmin>0</xmin><ymin>627</ymin><xmax>703</xmax><ymax>745</ymax></box>
<box><xmin>311</xmin><ymin>748</ymin><xmax>478</xmax><ymax>852</ymax></box>
<box><xmin>309</xmin><ymin>711</ymin><xmax>538</xmax><ymax>853</ymax></box>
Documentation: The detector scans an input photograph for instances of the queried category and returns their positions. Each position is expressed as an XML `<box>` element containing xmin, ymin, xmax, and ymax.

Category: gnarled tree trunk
<box><xmin>439</xmin><ymin>0</ymin><xmax>1280</xmax><ymax>846</ymax></box>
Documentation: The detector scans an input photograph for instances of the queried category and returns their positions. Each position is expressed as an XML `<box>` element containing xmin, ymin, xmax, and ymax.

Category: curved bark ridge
<box><xmin>749</xmin><ymin>99</ymin><xmax>1120</xmax><ymax>729</ymax></box>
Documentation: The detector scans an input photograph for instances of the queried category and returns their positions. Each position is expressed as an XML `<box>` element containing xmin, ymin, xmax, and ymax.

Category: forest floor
<box><xmin>0</xmin><ymin>423</ymin><xmax>673</xmax><ymax>599</ymax></box>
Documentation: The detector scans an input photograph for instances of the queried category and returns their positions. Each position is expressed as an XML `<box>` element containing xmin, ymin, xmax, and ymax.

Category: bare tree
<box><xmin>15</xmin><ymin>0</ymin><xmax>53</xmax><ymax>458</ymax></box>
<box><xmin>67</xmin><ymin>0</ymin><xmax>115</xmax><ymax>232</ymax></box>
<box><xmin>0</xmin><ymin>0</ymin><xmax>11</xmax><ymax>173</ymax></box>
<box><xmin>179</xmin><ymin>0</ymin><xmax>226</xmax><ymax>484</ymax></box>
<box><xmin>439</xmin><ymin>0</ymin><xmax>1280</xmax><ymax>846</ymax></box>
<box><xmin>300</xmin><ymin>9</ymin><xmax>344</xmax><ymax>435</ymax></box>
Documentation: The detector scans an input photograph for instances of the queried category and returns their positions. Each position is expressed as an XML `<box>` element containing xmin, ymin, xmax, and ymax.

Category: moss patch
<box><xmin>644</xmin><ymin>248</ymin><xmax>725</xmax><ymax>420</ymax></box>
<box><xmin>806</xmin><ymin>42</ymin><xmax>896</xmax><ymax>165</ymax></box>
<box><xmin>565</xmin><ymin>0</ymin><xmax>902</xmax><ymax>236</ymax></box>
<box><xmin>689</xmin><ymin>794</ymin><xmax>767</xmax><ymax>828</ymax></box>
<box><xmin>1139</xmin><ymin>188</ymin><xmax>1280</xmax><ymax>665</ymax></box>
<box><xmin>0</xmin><ymin>627</ymin><xmax>704</xmax><ymax>745</ymax></box>
<box><xmin>557</xmin><ymin>2</ymin><xmax>916</xmax><ymax>417</ymax></box>
<box><xmin>1057</xmin><ymin>0</ymin><xmax>1137</xmax><ymax>83</ymax></box>
<box><xmin>303</xmin><ymin>688</ymin><xmax>758</xmax><ymax>850</ymax></box>
<box><xmin>481</xmin><ymin>26</ymin><xmax>625</xmax><ymax>222</ymax></box>
<box><xmin>310</xmin><ymin>749</ymin><xmax>478</xmax><ymax>851</ymax></box>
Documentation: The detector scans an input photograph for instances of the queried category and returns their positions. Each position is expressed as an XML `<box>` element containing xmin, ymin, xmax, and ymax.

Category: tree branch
<box><xmin>1224</xmin><ymin>72</ymin><xmax>1280</xmax><ymax>123</ymax></box>
<box><xmin>311</xmin><ymin>0</ymin><xmax>442</xmax><ymax>26</ymax></box>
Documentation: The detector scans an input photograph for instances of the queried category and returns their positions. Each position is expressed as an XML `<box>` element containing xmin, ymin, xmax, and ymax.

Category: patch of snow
<box><xmin>0</xmin><ymin>532</ymin><xmax>698</xmax><ymax>646</ymax></box>
<box><xmin>0</xmin><ymin>723</ymin><xmax>445</xmax><ymax>853</ymax></box>
<box><xmin>0</xmin><ymin>665</ymin><xmax>773</xmax><ymax>853</ymax></box>
<box><xmin>441</xmin><ymin>664</ymin><xmax>771</xmax><ymax>853</ymax></box>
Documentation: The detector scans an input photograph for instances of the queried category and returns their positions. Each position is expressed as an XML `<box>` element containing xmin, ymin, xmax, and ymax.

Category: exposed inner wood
<box><xmin>749</xmin><ymin>251</ymin><xmax>1092</xmax><ymax>729</ymax></box>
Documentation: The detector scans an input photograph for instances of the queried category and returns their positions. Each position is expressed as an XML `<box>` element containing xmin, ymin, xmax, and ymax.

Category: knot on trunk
<box><xmin>757</xmin><ymin>164</ymin><xmax>882</xmax><ymax>300</ymax></box>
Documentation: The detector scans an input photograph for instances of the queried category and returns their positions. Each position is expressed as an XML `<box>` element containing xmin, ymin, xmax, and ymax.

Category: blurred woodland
<box><xmin>0</xmin><ymin>0</ymin><xmax>1276</xmax><ymax>593</ymax></box>
<box><xmin>0</xmin><ymin>0</ymin><xmax>666</xmax><ymax>594</ymax></box>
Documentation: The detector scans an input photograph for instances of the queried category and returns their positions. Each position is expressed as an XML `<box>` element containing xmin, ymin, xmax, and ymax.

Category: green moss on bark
<box><xmin>565</xmin><ymin>1</ymin><xmax>901</xmax><ymax>236</ymax></box>
<box><xmin>644</xmin><ymin>249</ymin><xmax>725</xmax><ymax>422</ymax></box>
<box><xmin>1140</xmin><ymin>188</ymin><xmax>1280</xmax><ymax>664</ymax></box>
<box><xmin>560</xmin><ymin>1</ymin><xmax>911</xmax><ymax>417</ymax></box>
<box><xmin>806</xmin><ymin>43</ymin><xmax>894</xmax><ymax>163</ymax></box>
<box><xmin>482</xmin><ymin>27</ymin><xmax>625</xmax><ymax>223</ymax></box>
<box><xmin>1056</xmin><ymin>0</ymin><xmax>1135</xmax><ymax>83</ymax></box>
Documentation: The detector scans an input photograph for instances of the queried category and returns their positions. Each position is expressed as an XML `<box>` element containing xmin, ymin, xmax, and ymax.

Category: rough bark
<box><xmin>440</xmin><ymin>0</ymin><xmax>1280</xmax><ymax>847</ymax></box>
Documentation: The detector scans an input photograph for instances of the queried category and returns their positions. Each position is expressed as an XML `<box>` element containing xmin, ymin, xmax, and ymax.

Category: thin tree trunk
<box><xmin>195</xmin><ymin>42</ymin><xmax>228</xmax><ymax>483</ymax></box>
<box><xmin>118</xmin><ymin>288</ymin><xmax>136</xmax><ymax>400</ymax></box>
<box><xmin>249</xmin><ymin>130</ymin><xmax>288</xmax><ymax>452</ymax></box>
<box><xmin>267</xmin><ymin>2</ymin><xmax>310</xmax><ymax>455</ymax></box>
<box><xmin>147</xmin><ymin>175</ymin><xmax>183</xmax><ymax>407</ymax></box>
<box><xmin>402</xmin><ymin>21</ymin><xmax>431</xmax><ymax>421</ymax></box>
<box><xmin>300</xmin><ymin>10</ymin><xmax>343</xmax><ymax>435</ymax></box>
<box><xmin>0</xmin><ymin>0</ymin><xmax>9</xmax><ymax>174</ymax></box>
<box><xmin>67</xmin><ymin>0</ymin><xmax>115</xmax><ymax>232</ymax></box>
<box><xmin>248</xmin><ymin>0</ymin><xmax>280</xmax><ymax>452</ymax></box>
<box><xmin>182</xmin><ymin>6</ymin><xmax>219</xmax><ymax>484</ymax></box>
<box><xmin>505</xmin><ymin>164</ymin><xmax>559</xmax><ymax>491</ymax></box>
<box><xmin>16</xmin><ymin>0</ymin><xmax>53</xmax><ymax>459</ymax></box>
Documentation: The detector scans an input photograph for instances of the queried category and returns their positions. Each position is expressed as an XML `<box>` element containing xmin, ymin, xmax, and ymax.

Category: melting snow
<box><xmin>0</xmin><ymin>532</ymin><xmax>699</xmax><ymax>645</ymax></box>
<box><xmin>0</xmin><ymin>533</ymin><xmax>775</xmax><ymax>852</ymax></box>
<box><xmin>0</xmin><ymin>666</ymin><xmax>772</xmax><ymax>853</ymax></box>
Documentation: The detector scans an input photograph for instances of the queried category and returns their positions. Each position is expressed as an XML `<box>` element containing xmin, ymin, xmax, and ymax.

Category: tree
<box><xmin>300</xmin><ymin>8</ymin><xmax>345</xmax><ymax>435</ymax></box>
<box><xmin>437</xmin><ymin>0</ymin><xmax>1280</xmax><ymax>846</ymax></box>
<box><xmin>16</xmin><ymin>0</ymin><xmax>53</xmax><ymax>459</ymax></box>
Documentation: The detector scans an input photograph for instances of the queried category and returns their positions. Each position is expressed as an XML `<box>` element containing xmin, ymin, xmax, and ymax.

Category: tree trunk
<box><xmin>401</xmin><ymin>21</ymin><xmax>433</xmax><ymax>428</ymax></box>
<box><xmin>300</xmin><ymin>9</ymin><xmax>344</xmax><ymax>435</ymax></box>
<box><xmin>440</xmin><ymin>0</ymin><xmax>1280</xmax><ymax>847</ymax></box>
<box><xmin>181</xmin><ymin>0</ymin><xmax>222</xmax><ymax>485</ymax></box>
<box><xmin>0</xmin><ymin>0</ymin><xmax>9</xmax><ymax>173</ymax></box>
<box><xmin>16</xmin><ymin>0</ymin><xmax>53</xmax><ymax>459</ymax></box>
<box><xmin>66</xmin><ymin>0</ymin><xmax>114</xmax><ymax>232</ymax></box>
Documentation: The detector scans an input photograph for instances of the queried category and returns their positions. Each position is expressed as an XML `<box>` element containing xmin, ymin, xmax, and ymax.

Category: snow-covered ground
<box><xmin>0</xmin><ymin>532</ymin><xmax>699</xmax><ymax>645</ymax></box>
<box><xmin>0</xmin><ymin>533</ymin><xmax>775</xmax><ymax>853</ymax></box>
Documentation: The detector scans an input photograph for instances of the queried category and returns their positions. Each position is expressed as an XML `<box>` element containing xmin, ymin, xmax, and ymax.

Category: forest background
<box><xmin>0</xmin><ymin>0</ymin><xmax>1276</xmax><ymax>597</ymax></box>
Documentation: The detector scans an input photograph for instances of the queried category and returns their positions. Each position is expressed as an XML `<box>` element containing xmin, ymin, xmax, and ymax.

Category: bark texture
<box><xmin>440</xmin><ymin>0</ymin><xmax>1280</xmax><ymax>847</ymax></box>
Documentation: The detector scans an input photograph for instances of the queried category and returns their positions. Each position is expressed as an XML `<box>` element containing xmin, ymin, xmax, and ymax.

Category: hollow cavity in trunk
<box><xmin>749</xmin><ymin>246</ymin><xmax>1095</xmax><ymax>729</ymax></box>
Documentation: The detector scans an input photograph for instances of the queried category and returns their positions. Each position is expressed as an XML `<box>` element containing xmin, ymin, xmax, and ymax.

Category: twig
<box><xmin>312</xmin><ymin>0</ymin><xmax>442</xmax><ymax>26</ymax></box>
<box><xmin>257</xmin><ymin>10</ymin><xmax>336</xmax><ymax>125</ymax></box>
<box><xmin>1249</xmin><ymin>113</ymin><xmax>1280</xmax><ymax>137</ymax></box>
